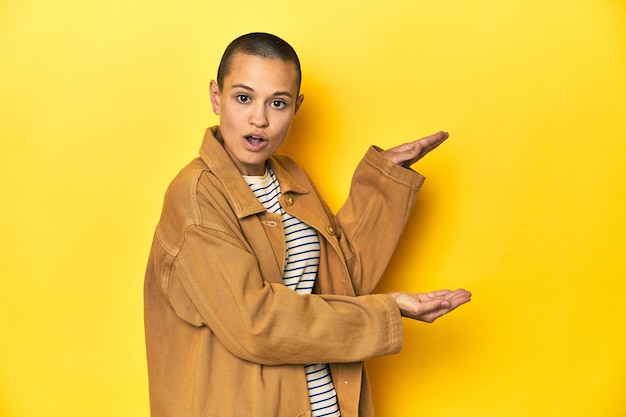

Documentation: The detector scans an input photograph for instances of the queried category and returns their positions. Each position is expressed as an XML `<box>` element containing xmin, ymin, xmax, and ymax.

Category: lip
<box><xmin>243</xmin><ymin>133</ymin><xmax>268</xmax><ymax>152</ymax></box>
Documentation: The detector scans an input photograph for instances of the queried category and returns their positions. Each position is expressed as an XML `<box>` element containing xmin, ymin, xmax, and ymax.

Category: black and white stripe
<box><xmin>245</xmin><ymin>167</ymin><xmax>341</xmax><ymax>417</ymax></box>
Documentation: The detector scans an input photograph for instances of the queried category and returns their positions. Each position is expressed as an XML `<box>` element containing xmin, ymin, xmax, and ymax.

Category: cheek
<box><xmin>220</xmin><ymin>106</ymin><xmax>240</xmax><ymax>127</ymax></box>
<box><xmin>273</xmin><ymin>113</ymin><xmax>295</xmax><ymax>132</ymax></box>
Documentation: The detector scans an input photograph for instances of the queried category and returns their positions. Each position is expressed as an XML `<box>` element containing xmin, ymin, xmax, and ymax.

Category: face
<box><xmin>210</xmin><ymin>53</ymin><xmax>304</xmax><ymax>176</ymax></box>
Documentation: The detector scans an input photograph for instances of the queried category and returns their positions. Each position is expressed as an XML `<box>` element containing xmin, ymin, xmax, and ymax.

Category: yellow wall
<box><xmin>1</xmin><ymin>0</ymin><xmax>625</xmax><ymax>416</ymax></box>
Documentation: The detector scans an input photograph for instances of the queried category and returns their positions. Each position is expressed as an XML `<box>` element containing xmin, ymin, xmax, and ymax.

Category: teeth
<box><xmin>246</xmin><ymin>135</ymin><xmax>264</xmax><ymax>144</ymax></box>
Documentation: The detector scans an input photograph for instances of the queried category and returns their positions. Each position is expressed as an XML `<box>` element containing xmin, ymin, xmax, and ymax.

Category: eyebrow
<box><xmin>231</xmin><ymin>83</ymin><xmax>293</xmax><ymax>98</ymax></box>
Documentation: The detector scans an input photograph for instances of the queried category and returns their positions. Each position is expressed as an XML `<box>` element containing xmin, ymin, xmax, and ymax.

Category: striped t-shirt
<box><xmin>245</xmin><ymin>167</ymin><xmax>342</xmax><ymax>417</ymax></box>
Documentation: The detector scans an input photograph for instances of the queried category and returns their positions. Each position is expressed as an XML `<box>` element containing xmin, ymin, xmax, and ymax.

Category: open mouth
<box><xmin>245</xmin><ymin>135</ymin><xmax>266</xmax><ymax>146</ymax></box>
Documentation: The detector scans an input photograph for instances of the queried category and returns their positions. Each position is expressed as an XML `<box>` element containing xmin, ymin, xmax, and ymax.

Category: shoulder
<box><xmin>156</xmin><ymin>158</ymin><xmax>209</xmax><ymax>250</ymax></box>
<box><xmin>162</xmin><ymin>157</ymin><xmax>208</xmax><ymax>216</ymax></box>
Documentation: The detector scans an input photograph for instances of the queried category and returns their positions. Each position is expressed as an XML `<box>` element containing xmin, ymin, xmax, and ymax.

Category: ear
<box><xmin>209</xmin><ymin>80</ymin><xmax>221</xmax><ymax>115</ymax></box>
<box><xmin>293</xmin><ymin>94</ymin><xmax>304</xmax><ymax>116</ymax></box>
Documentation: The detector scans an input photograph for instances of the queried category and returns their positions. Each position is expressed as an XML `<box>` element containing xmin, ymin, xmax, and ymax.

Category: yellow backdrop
<box><xmin>1</xmin><ymin>0</ymin><xmax>625</xmax><ymax>416</ymax></box>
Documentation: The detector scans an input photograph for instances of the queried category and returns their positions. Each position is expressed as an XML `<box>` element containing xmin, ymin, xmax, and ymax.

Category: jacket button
<box><xmin>285</xmin><ymin>195</ymin><xmax>294</xmax><ymax>206</ymax></box>
<box><xmin>327</xmin><ymin>225</ymin><xmax>335</xmax><ymax>236</ymax></box>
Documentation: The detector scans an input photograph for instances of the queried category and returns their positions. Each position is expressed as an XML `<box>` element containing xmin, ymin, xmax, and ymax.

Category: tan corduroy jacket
<box><xmin>144</xmin><ymin>127</ymin><xmax>426</xmax><ymax>417</ymax></box>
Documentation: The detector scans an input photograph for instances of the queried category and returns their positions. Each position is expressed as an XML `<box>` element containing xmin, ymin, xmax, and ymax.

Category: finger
<box><xmin>418</xmin><ymin>297</ymin><xmax>452</xmax><ymax>315</ymax></box>
<box><xmin>417</xmin><ymin>300</ymin><xmax>458</xmax><ymax>323</ymax></box>
<box><xmin>387</xmin><ymin>131</ymin><xmax>448</xmax><ymax>156</ymax></box>
<box><xmin>381</xmin><ymin>146</ymin><xmax>422</xmax><ymax>166</ymax></box>
<box><xmin>418</xmin><ymin>131</ymin><xmax>449</xmax><ymax>148</ymax></box>
<box><xmin>417</xmin><ymin>132</ymin><xmax>449</xmax><ymax>154</ymax></box>
<box><xmin>422</xmin><ymin>289</ymin><xmax>471</xmax><ymax>318</ymax></box>
<box><xmin>444</xmin><ymin>290</ymin><xmax>472</xmax><ymax>308</ymax></box>
<box><xmin>423</xmin><ymin>289</ymin><xmax>470</xmax><ymax>302</ymax></box>
<box><xmin>439</xmin><ymin>289</ymin><xmax>470</xmax><ymax>300</ymax></box>
<box><xmin>449</xmin><ymin>288</ymin><xmax>472</xmax><ymax>300</ymax></box>
<box><xmin>426</xmin><ymin>289</ymin><xmax>452</xmax><ymax>298</ymax></box>
<box><xmin>404</xmin><ymin>132</ymin><xmax>449</xmax><ymax>166</ymax></box>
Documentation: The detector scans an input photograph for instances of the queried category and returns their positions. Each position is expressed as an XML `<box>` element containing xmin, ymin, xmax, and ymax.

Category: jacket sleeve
<box><xmin>151</xmin><ymin>164</ymin><xmax>404</xmax><ymax>366</ymax></box>
<box><xmin>335</xmin><ymin>146</ymin><xmax>425</xmax><ymax>295</ymax></box>
<box><xmin>166</xmin><ymin>222</ymin><xmax>403</xmax><ymax>366</ymax></box>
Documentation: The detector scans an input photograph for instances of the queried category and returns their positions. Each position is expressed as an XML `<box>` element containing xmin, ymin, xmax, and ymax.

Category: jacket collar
<box><xmin>199</xmin><ymin>126</ymin><xmax>309</xmax><ymax>219</ymax></box>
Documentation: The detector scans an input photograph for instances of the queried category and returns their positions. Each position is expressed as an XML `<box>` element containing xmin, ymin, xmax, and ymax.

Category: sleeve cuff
<box><xmin>365</xmin><ymin>146</ymin><xmax>426</xmax><ymax>189</ymax></box>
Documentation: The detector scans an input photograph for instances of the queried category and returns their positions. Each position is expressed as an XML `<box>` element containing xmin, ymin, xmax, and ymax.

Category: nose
<box><xmin>249</xmin><ymin>103</ymin><xmax>269</xmax><ymax>128</ymax></box>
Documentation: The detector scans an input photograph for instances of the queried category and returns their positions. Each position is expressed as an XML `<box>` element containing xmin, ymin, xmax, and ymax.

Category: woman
<box><xmin>144</xmin><ymin>32</ymin><xmax>470</xmax><ymax>417</ymax></box>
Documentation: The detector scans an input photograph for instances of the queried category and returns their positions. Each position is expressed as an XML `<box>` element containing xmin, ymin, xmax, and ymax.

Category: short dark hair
<box><xmin>216</xmin><ymin>32</ymin><xmax>302</xmax><ymax>93</ymax></box>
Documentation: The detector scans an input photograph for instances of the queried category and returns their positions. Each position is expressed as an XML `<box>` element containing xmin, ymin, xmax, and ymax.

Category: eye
<box><xmin>236</xmin><ymin>94</ymin><xmax>250</xmax><ymax>104</ymax></box>
<box><xmin>270</xmin><ymin>99</ymin><xmax>287</xmax><ymax>109</ymax></box>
